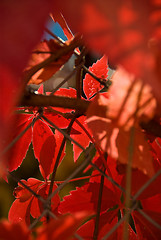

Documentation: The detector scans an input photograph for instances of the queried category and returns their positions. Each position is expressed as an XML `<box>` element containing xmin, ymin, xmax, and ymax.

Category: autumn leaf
<box><xmin>59</xmin><ymin>182</ymin><xmax>117</xmax><ymax>215</ymax></box>
<box><xmin>33</xmin><ymin>119</ymin><xmax>56</xmax><ymax>179</ymax></box>
<box><xmin>8</xmin><ymin>114</ymin><xmax>32</xmax><ymax>172</ymax></box>
<box><xmin>86</xmin><ymin>67</ymin><xmax>156</xmax><ymax>176</ymax></box>
<box><xmin>9</xmin><ymin>178</ymin><xmax>60</xmax><ymax>225</ymax></box>
<box><xmin>0</xmin><ymin>0</ymin><xmax>54</xmax><ymax>157</ymax></box>
<box><xmin>0</xmin><ymin>220</ymin><xmax>31</xmax><ymax>240</ymax></box>
<box><xmin>132</xmin><ymin>210</ymin><xmax>161</xmax><ymax>240</ymax></box>
<box><xmin>87</xmin><ymin>67</ymin><xmax>157</xmax><ymax>131</ymax></box>
<box><xmin>83</xmin><ymin>55</ymin><xmax>108</xmax><ymax>99</ymax></box>
<box><xmin>27</xmin><ymin>39</ymin><xmax>73</xmax><ymax>85</ymax></box>
<box><xmin>36</xmin><ymin>212</ymin><xmax>89</xmax><ymax>240</ymax></box>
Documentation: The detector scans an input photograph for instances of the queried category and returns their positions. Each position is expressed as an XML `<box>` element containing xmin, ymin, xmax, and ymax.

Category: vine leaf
<box><xmin>8</xmin><ymin>114</ymin><xmax>32</xmax><ymax>172</ymax></box>
<box><xmin>0</xmin><ymin>0</ymin><xmax>54</xmax><ymax>155</ymax></box>
<box><xmin>83</xmin><ymin>55</ymin><xmax>108</xmax><ymax>99</ymax></box>
<box><xmin>86</xmin><ymin>67</ymin><xmax>156</xmax><ymax>177</ymax></box>
<box><xmin>0</xmin><ymin>220</ymin><xmax>31</xmax><ymax>240</ymax></box>
<box><xmin>8</xmin><ymin>178</ymin><xmax>60</xmax><ymax>225</ymax></box>
<box><xmin>36</xmin><ymin>212</ymin><xmax>90</xmax><ymax>240</ymax></box>
<box><xmin>26</xmin><ymin>39</ymin><xmax>73</xmax><ymax>85</ymax></box>
<box><xmin>33</xmin><ymin>119</ymin><xmax>56</xmax><ymax>179</ymax></box>
<box><xmin>132</xmin><ymin>210</ymin><xmax>161</xmax><ymax>239</ymax></box>
<box><xmin>59</xmin><ymin>182</ymin><xmax>117</xmax><ymax>214</ymax></box>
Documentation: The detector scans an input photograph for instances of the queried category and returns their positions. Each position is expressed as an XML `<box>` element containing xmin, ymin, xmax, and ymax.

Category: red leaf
<box><xmin>36</xmin><ymin>212</ymin><xmax>89</xmax><ymax>240</ymax></box>
<box><xmin>0</xmin><ymin>220</ymin><xmax>31</xmax><ymax>240</ymax></box>
<box><xmin>132</xmin><ymin>210</ymin><xmax>161</xmax><ymax>240</ymax></box>
<box><xmin>87</xmin><ymin>114</ymin><xmax>155</xmax><ymax>177</ymax></box>
<box><xmin>71</xmin><ymin>116</ymin><xmax>92</xmax><ymax>161</ymax></box>
<box><xmin>30</xmin><ymin>182</ymin><xmax>60</xmax><ymax>219</ymax></box>
<box><xmin>83</xmin><ymin>55</ymin><xmax>108</xmax><ymax>99</ymax></box>
<box><xmin>44</xmin><ymin>110</ymin><xmax>70</xmax><ymax>129</ymax></box>
<box><xmin>120</xmin><ymin>158</ymin><xmax>161</xmax><ymax>199</ymax></box>
<box><xmin>9</xmin><ymin>178</ymin><xmax>43</xmax><ymax>225</ymax></box>
<box><xmin>9</xmin><ymin>178</ymin><xmax>59</xmax><ymax>225</ymax></box>
<box><xmin>14</xmin><ymin>178</ymin><xmax>42</xmax><ymax>202</ymax></box>
<box><xmin>27</xmin><ymin>39</ymin><xmax>73</xmax><ymax>85</ymax></box>
<box><xmin>87</xmin><ymin>67</ymin><xmax>156</xmax><ymax>131</ymax></box>
<box><xmin>8</xmin><ymin>114</ymin><xmax>32</xmax><ymax>172</ymax></box>
<box><xmin>0</xmin><ymin>0</ymin><xmax>54</xmax><ymax>154</ymax></box>
<box><xmin>86</xmin><ymin>70</ymin><xmax>156</xmax><ymax>177</ymax></box>
<box><xmin>59</xmin><ymin>182</ymin><xmax>117</xmax><ymax>215</ymax></box>
<box><xmin>141</xmin><ymin>194</ymin><xmax>161</xmax><ymax>213</ymax></box>
<box><xmin>8</xmin><ymin>198</ymin><xmax>32</xmax><ymax>226</ymax></box>
<box><xmin>33</xmin><ymin>119</ymin><xmax>56</xmax><ymax>178</ymax></box>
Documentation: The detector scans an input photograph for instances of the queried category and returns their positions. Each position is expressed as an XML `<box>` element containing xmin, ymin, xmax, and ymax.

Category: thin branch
<box><xmin>8</xmin><ymin>172</ymin><xmax>45</xmax><ymax>203</ymax></box>
<box><xmin>44</xmin><ymin>27</ymin><xmax>66</xmax><ymax>45</ymax></box>
<box><xmin>20</xmin><ymin>94</ymin><xmax>90</xmax><ymax>114</ymax></box>
<box><xmin>49</xmin><ymin>67</ymin><xmax>77</xmax><ymax>95</ymax></box>
<box><xmin>133</xmin><ymin>168</ymin><xmax>161</xmax><ymax>200</ymax></box>
<box><xmin>22</xmin><ymin>35</ymin><xmax>81</xmax><ymax>85</ymax></box>
<box><xmin>48</xmin><ymin>116</ymin><xmax>76</xmax><ymax>197</ymax></box>
<box><xmin>93</xmin><ymin>173</ymin><xmax>104</xmax><ymax>240</ymax></box>
<box><xmin>41</xmin><ymin>115</ymin><xmax>86</xmax><ymax>151</ymax></box>
<box><xmin>102</xmin><ymin>214</ymin><xmax>125</xmax><ymax>240</ymax></box>
<box><xmin>90</xmin><ymin>162</ymin><xmax>126</xmax><ymax>193</ymax></box>
<box><xmin>123</xmin><ymin>127</ymin><xmax>135</xmax><ymax>240</ymax></box>
<box><xmin>138</xmin><ymin>209</ymin><xmax>161</xmax><ymax>231</ymax></box>
<box><xmin>102</xmin><ymin>202</ymin><xmax>138</xmax><ymax>240</ymax></box>
<box><xmin>1</xmin><ymin>118</ymin><xmax>34</xmax><ymax>156</ymax></box>
<box><xmin>82</xmin><ymin>65</ymin><xmax>112</xmax><ymax>88</ymax></box>
<box><xmin>47</xmin><ymin>144</ymin><xmax>94</xmax><ymax>202</ymax></box>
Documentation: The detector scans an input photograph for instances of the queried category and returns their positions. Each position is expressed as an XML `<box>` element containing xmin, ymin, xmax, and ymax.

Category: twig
<box><xmin>82</xmin><ymin>65</ymin><xmax>111</xmax><ymax>88</ymax></box>
<box><xmin>123</xmin><ymin>127</ymin><xmax>135</xmax><ymax>240</ymax></box>
<box><xmin>20</xmin><ymin>94</ymin><xmax>90</xmax><ymax>114</ymax></box>
<box><xmin>47</xmin><ymin>144</ymin><xmax>94</xmax><ymax>201</ymax></box>
<box><xmin>22</xmin><ymin>36</ymin><xmax>81</xmax><ymax>85</ymax></box>
<box><xmin>137</xmin><ymin>209</ymin><xmax>161</xmax><ymax>231</ymax></box>
<box><xmin>93</xmin><ymin>173</ymin><xmax>104</xmax><ymax>239</ymax></box>
<box><xmin>8</xmin><ymin>172</ymin><xmax>45</xmax><ymax>203</ymax></box>
<box><xmin>90</xmin><ymin>162</ymin><xmax>125</xmax><ymax>193</ymax></box>
<box><xmin>133</xmin><ymin>168</ymin><xmax>161</xmax><ymax>200</ymax></box>
<box><xmin>41</xmin><ymin>115</ymin><xmax>86</xmax><ymax>151</ymax></box>
<box><xmin>48</xmin><ymin>116</ymin><xmax>76</xmax><ymax>198</ymax></box>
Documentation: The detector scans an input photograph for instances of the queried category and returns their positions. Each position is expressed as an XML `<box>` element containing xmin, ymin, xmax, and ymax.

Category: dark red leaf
<box><xmin>132</xmin><ymin>210</ymin><xmax>161</xmax><ymax>240</ymax></box>
<box><xmin>13</xmin><ymin>178</ymin><xmax>42</xmax><ymax>202</ymax></box>
<box><xmin>141</xmin><ymin>194</ymin><xmax>161</xmax><ymax>213</ymax></box>
<box><xmin>30</xmin><ymin>182</ymin><xmax>60</xmax><ymax>219</ymax></box>
<box><xmin>8</xmin><ymin>198</ymin><xmax>32</xmax><ymax>226</ymax></box>
<box><xmin>0</xmin><ymin>0</ymin><xmax>54</xmax><ymax>156</ymax></box>
<box><xmin>36</xmin><ymin>212</ymin><xmax>89</xmax><ymax>240</ymax></box>
<box><xmin>32</xmin><ymin>119</ymin><xmax>56</xmax><ymax>178</ymax></box>
<box><xmin>71</xmin><ymin>116</ymin><xmax>92</xmax><ymax>161</ymax></box>
<box><xmin>8</xmin><ymin>115</ymin><xmax>32</xmax><ymax>172</ymax></box>
<box><xmin>59</xmin><ymin>182</ymin><xmax>117</xmax><ymax>215</ymax></box>
<box><xmin>0</xmin><ymin>220</ymin><xmax>31</xmax><ymax>240</ymax></box>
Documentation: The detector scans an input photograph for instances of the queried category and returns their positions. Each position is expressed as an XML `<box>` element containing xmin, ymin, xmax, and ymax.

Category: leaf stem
<box><xmin>123</xmin><ymin>127</ymin><xmax>135</xmax><ymax>240</ymax></box>
<box><xmin>93</xmin><ymin>173</ymin><xmax>105</xmax><ymax>239</ymax></box>
<box><xmin>47</xmin><ymin>144</ymin><xmax>94</xmax><ymax>201</ymax></box>
<box><xmin>48</xmin><ymin>116</ymin><xmax>76</xmax><ymax>198</ymax></box>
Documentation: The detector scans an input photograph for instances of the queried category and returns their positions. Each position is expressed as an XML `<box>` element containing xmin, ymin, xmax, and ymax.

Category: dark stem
<box><xmin>20</xmin><ymin>93</ymin><xmax>90</xmax><ymax>114</ymax></box>
<box><xmin>93</xmin><ymin>173</ymin><xmax>105</xmax><ymax>240</ymax></box>
<box><xmin>48</xmin><ymin>116</ymin><xmax>76</xmax><ymax>197</ymax></box>
<box><xmin>22</xmin><ymin>35</ymin><xmax>81</xmax><ymax>85</ymax></box>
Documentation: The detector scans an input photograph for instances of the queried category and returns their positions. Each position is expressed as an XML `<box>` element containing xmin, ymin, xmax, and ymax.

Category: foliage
<box><xmin>1</xmin><ymin>0</ymin><xmax>161</xmax><ymax>239</ymax></box>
